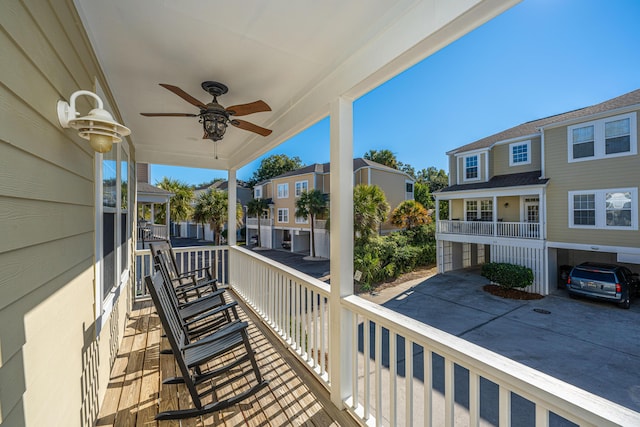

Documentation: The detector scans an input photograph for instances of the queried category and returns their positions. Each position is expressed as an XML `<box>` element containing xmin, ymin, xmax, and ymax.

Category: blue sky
<box><xmin>151</xmin><ymin>0</ymin><xmax>640</xmax><ymax>186</ymax></box>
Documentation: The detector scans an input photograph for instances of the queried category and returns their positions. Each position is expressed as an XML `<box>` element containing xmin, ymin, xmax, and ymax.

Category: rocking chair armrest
<box><xmin>173</xmin><ymin>276</ymin><xmax>218</xmax><ymax>291</ymax></box>
<box><xmin>176</xmin><ymin>288</ymin><xmax>226</xmax><ymax>309</ymax></box>
<box><xmin>183</xmin><ymin>301</ymin><xmax>238</xmax><ymax>326</ymax></box>
<box><xmin>176</xmin><ymin>266</ymin><xmax>212</xmax><ymax>278</ymax></box>
<box><xmin>182</xmin><ymin>320</ymin><xmax>248</xmax><ymax>350</ymax></box>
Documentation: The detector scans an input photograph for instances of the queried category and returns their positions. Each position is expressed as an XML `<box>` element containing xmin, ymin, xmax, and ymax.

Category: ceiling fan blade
<box><xmin>231</xmin><ymin>119</ymin><xmax>272</xmax><ymax>137</ymax></box>
<box><xmin>226</xmin><ymin>100</ymin><xmax>271</xmax><ymax>116</ymax></box>
<box><xmin>140</xmin><ymin>112</ymin><xmax>198</xmax><ymax>117</ymax></box>
<box><xmin>159</xmin><ymin>83</ymin><xmax>207</xmax><ymax>109</ymax></box>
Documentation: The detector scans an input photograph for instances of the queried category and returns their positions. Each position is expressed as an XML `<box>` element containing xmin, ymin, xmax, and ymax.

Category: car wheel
<box><xmin>619</xmin><ymin>295</ymin><xmax>631</xmax><ymax>309</ymax></box>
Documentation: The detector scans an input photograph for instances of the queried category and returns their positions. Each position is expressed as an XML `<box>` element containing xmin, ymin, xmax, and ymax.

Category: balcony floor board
<box><xmin>96</xmin><ymin>293</ymin><xmax>356</xmax><ymax>426</ymax></box>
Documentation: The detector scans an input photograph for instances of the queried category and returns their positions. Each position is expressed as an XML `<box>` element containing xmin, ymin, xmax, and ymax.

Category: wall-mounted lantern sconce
<box><xmin>504</xmin><ymin>202</ymin><xmax>509</xmax><ymax>208</ymax></box>
<box><xmin>57</xmin><ymin>90</ymin><xmax>131</xmax><ymax>153</ymax></box>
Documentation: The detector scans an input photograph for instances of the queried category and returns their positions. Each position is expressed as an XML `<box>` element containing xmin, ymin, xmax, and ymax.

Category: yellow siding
<box><xmin>450</xmin><ymin>199</ymin><xmax>464</xmax><ymax>220</ymax></box>
<box><xmin>0</xmin><ymin>1</ymin><xmax>132</xmax><ymax>425</ymax></box>
<box><xmin>369</xmin><ymin>168</ymin><xmax>409</xmax><ymax>216</ymax></box>
<box><xmin>271</xmin><ymin>173</ymin><xmax>315</xmax><ymax>230</ymax></box>
<box><xmin>544</xmin><ymin>114</ymin><xmax>640</xmax><ymax>247</ymax></box>
<box><xmin>492</xmin><ymin>137</ymin><xmax>542</xmax><ymax>176</ymax></box>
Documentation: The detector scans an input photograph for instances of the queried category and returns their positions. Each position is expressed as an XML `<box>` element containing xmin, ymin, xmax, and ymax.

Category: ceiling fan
<box><xmin>141</xmin><ymin>81</ymin><xmax>272</xmax><ymax>141</ymax></box>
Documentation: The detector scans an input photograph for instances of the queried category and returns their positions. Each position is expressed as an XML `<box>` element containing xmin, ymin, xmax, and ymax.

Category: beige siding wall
<box><xmin>450</xmin><ymin>199</ymin><xmax>464</xmax><ymax>219</ymax></box>
<box><xmin>369</xmin><ymin>168</ymin><xmax>409</xmax><ymax>214</ymax></box>
<box><xmin>271</xmin><ymin>173</ymin><xmax>315</xmax><ymax>230</ymax></box>
<box><xmin>545</xmin><ymin>114</ymin><xmax>640</xmax><ymax>247</ymax></box>
<box><xmin>448</xmin><ymin>155</ymin><xmax>458</xmax><ymax>185</ymax></box>
<box><xmin>456</xmin><ymin>151</ymin><xmax>488</xmax><ymax>183</ymax></box>
<box><xmin>492</xmin><ymin>137</ymin><xmax>542</xmax><ymax>176</ymax></box>
<box><xmin>355</xmin><ymin>168</ymin><xmax>369</xmax><ymax>185</ymax></box>
<box><xmin>0</xmin><ymin>1</ymin><xmax>132</xmax><ymax>425</ymax></box>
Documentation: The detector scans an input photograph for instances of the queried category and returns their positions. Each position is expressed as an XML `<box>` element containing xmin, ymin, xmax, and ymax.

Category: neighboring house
<box><xmin>180</xmin><ymin>180</ymin><xmax>252</xmax><ymax>241</ymax></box>
<box><xmin>247</xmin><ymin>158</ymin><xmax>415</xmax><ymax>258</ymax></box>
<box><xmin>435</xmin><ymin>89</ymin><xmax>640</xmax><ymax>295</ymax></box>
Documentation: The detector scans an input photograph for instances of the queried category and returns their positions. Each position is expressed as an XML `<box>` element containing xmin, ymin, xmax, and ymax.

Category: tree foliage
<box><xmin>155</xmin><ymin>177</ymin><xmax>194</xmax><ymax>225</ymax></box>
<box><xmin>246</xmin><ymin>198</ymin><xmax>270</xmax><ymax>247</ymax></box>
<box><xmin>363</xmin><ymin>149</ymin><xmax>398</xmax><ymax>169</ymax></box>
<box><xmin>193</xmin><ymin>189</ymin><xmax>242</xmax><ymax>245</ymax></box>
<box><xmin>415</xmin><ymin>167</ymin><xmax>448</xmax><ymax>193</ymax></box>
<box><xmin>295</xmin><ymin>189</ymin><xmax>328</xmax><ymax>258</ymax></box>
<box><xmin>353</xmin><ymin>184</ymin><xmax>390</xmax><ymax>242</ymax></box>
<box><xmin>390</xmin><ymin>200</ymin><xmax>430</xmax><ymax>230</ymax></box>
<box><xmin>248</xmin><ymin>154</ymin><xmax>304</xmax><ymax>187</ymax></box>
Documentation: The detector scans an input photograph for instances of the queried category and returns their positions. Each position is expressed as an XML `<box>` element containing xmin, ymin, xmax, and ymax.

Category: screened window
<box><xmin>295</xmin><ymin>215</ymin><xmax>309</xmax><ymax>224</ymax></box>
<box><xmin>605</xmin><ymin>118</ymin><xmax>630</xmax><ymax>154</ymax></box>
<box><xmin>509</xmin><ymin>141</ymin><xmax>531</xmax><ymax>166</ymax></box>
<box><xmin>465</xmin><ymin>155</ymin><xmax>478</xmax><ymax>180</ymax></box>
<box><xmin>102</xmin><ymin>149</ymin><xmax>117</xmax><ymax>298</ymax></box>
<box><xmin>606</xmin><ymin>191</ymin><xmax>632</xmax><ymax>227</ymax></box>
<box><xmin>277</xmin><ymin>183</ymin><xmax>289</xmax><ymax>198</ymax></box>
<box><xmin>480</xmin><ymin>200</ymin><xmax>493</xmax><ymax>221</ymax></box>
<box><xmin>569</xmin><ymin>188</ymin><xmax>637</xmax><ymax>229</ymax></box>
<box><xmin>466</xmin><ymin>200</ymin><xmax>478</xmax><ymax>221</ymax></box>
<box><xmin>295</xmin><ymin>180</ymin><xmax>308</xmax><ymax>197</ymax></box>
<box><xmin>277</xmin><ymin>208</ymin><xmax>289</xmax><ymax>223</ymax></box>
<box><xmin>571</xmin><ymin>126</ymin><xmax>595</xmax><ymax>159</ymax></box>
<box><xmin>254</xmin><ymin>187</ymin><xmax>262</xmax><ymax>198</ymax></box>
<box><xmin>572</xmin><ymin>194</ymin><xmax>595</xmax><ymax>226</ymax></box>
<box><xmin>568</xmin><ymin>113</ymin><xmax>636</xmax><ymax>161</ymax></box>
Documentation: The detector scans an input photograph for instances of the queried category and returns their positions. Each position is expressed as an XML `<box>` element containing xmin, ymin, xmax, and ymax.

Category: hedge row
<box><xmin>481</xmin><ymin>262</ymin><xmax>533</xmax><ymax>289</ymax></box>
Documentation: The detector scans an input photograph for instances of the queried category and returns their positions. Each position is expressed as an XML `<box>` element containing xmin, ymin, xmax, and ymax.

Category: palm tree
<box><xmin>295</xmin><ymin>189</ymin><xmax>328</xmax><ymax>258</ymax></box>
<box><xmin>156</xmin><ymin>177</ymin><xmax>194</xmax><ymax>231</ymax></box>
<box><xmin>390</xmin><ymin>200</ymin><xmax>430</xmax><ymax>230</ymax></box>
<box><xmin>193</xmin><ymin>189</ymin><xmax>242</xmax><ymax>245</ymax></box>
<box><xmin>353</xmin><ymin>184</ymin><xmax>389</xmax><ymax>242</ymax></box>
<box><xmin>246</xmin><ymin>198</ymin><xmax>269</xmax><ymax>247</ymax></box>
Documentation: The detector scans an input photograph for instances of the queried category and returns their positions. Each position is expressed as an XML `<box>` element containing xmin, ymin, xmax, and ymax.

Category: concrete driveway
<box><xmin>373</xmin><ymin>268</ymin><xmax>640</xmax><ymax>413</ymax></box>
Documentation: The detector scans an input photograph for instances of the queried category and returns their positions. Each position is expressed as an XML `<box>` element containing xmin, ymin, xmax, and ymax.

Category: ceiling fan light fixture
<box><xmin>201</xmin><ymin>112</ymin><xmax>228</xmax><ymax>141</ymax></box>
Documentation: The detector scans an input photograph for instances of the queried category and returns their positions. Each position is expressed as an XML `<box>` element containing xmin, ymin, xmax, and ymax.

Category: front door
<box><xmin>524</xmin><ymin>198</ymin><xmax>539</xmax><ymax>238</ymax></box>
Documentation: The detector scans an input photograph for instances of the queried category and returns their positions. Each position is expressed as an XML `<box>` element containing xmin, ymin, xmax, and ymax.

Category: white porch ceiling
<box><xmin>74</xmin><ymin>0</ymin><xmax>518</xmax><ymax>171</ymax></box>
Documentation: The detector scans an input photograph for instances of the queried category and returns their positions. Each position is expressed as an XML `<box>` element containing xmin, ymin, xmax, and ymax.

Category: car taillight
<box><xmin>567</xmin><ymin>277</ymin><xmax>571</xmax><ymax>284</ymax></box>
<box><xmin>616</xmin><ymin>283</ymin><xmax>622</xmax><ymax>293</ymax></box>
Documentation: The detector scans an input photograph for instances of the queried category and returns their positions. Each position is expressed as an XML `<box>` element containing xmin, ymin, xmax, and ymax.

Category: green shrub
<box><xmin>481</xmin><ymin>262</ymin><xmax>533</xmax><ymax>289</ymax></box>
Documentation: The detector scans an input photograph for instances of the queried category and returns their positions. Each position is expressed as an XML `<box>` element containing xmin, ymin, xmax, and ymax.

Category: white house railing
<box><xmin>246</xmin><ymin>217</ymin><xmax>274</xmax><ymax>227</ymax></box>
<box><xmin>228</xmin><ymin>246</ymin><xmax>638</xmax><ymax>427</ymax></box>
<box><xmin>137</xmin><ymin>223</ymin><xmax>169</xmax><ymax>241</ymax></box>
<box><xmin>438</xmin><ymin>220</ymin><xmax>540</xmax><ymax>239</ymax></box>
<box><xmin>135</xmin><ymin>245</ymin><xmax>228</xmax><ymax>298</ymax></box>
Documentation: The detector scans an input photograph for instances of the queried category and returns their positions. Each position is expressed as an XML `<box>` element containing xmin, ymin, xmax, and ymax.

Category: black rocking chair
<box><xmin>145</xmin><ymin>272</ymin><xmax>268</xmax><ymax>420</ymax></box>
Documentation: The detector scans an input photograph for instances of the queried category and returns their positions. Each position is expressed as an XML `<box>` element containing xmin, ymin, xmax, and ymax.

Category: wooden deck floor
<box><xmin>96</xmin><ymin>293</ymin><xmax>357</xmax><ymax>427</ymax></box>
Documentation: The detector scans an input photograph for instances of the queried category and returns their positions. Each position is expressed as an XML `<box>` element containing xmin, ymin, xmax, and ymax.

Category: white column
<box><xmin>329</xmin><ymin>96</ymin><xmax>354</xmax><ymax>408</ymax></box>
<box><xmin>165</xmin><ymin>201</ymin><xmax>170</xmax><ymax>238</ymax></box>
<box><xmin>493</xmin><ymin>195</ymin><xmax>497</xmax><ymax>236</ymax></box>
<box><xmin>228</xmin><ymin>169</ymin><xmax>237</xmax><ymax>246</ymax></box>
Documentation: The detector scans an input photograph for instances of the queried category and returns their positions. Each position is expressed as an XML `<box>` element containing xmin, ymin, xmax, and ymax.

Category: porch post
<box><xmin>228</xmin><ymin>169</ymin><xmax>237</xmax><ymax>246</ymax></box>
<box><xmin>329</xmin><ymin>96</ymin><xmax>354</xmax><ymax>408</ymax></box>
<box><xmin>493</xmin><ymin>195</ymin><xmax>497</xmax><ymax>236</ymax></box>
<box><xmin>165</xmin><ymin>200</ymin><xmax>170</xmax><ymax>238</ymax></box>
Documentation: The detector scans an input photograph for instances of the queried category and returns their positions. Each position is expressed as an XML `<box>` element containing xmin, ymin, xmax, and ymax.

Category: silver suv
<box><xmin>567</xmin><ymin>262</ymin><xmax>639</xmax><ymax>309</ymax></box>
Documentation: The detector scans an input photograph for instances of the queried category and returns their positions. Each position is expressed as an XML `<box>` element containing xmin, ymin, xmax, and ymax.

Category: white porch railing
<box><xmin>229</xmin><ymin>246</ymin><xmax>639</xmax><ymax>427</ymax></box>
<box><xmin>134</xmin><ymin>245</ymin><xmax>228</xmax><ymax>298</ymax></box>
<box><xmin>438</xmin><ymin>220</ymin><xmax>540</xmax><ymax>239</ymax></box>
<box><xmin>137</xmin><ymin>223</ymin><xmax>169</xmax><ymax>241</ymax></box>
<box><xmin>314</xmin><ymin>219</ymin><xmax>328</xmax><ymax>229</ymax></box>
<box><xmin>246</xmin><ymin>217</ymin><xmax>274</xmax><ymax>227</ymax></box>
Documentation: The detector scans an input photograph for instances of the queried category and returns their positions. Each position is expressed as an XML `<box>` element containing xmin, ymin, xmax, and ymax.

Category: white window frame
<box><xmin>405</xmin><ymin>180</ymin><xmax>414</xmax><ymax>200</ymax></box>
<box><xmin>277</xmin><ymin>208</ymin><xmax>289</xmax><ymax>223</ymax></box>
<box><xmin>295</xmin><ymin>180</ymin><xmax>308</xmax><ymax>197</ymax></box>
<box><xmin>95</xmin><ymin>143</ymin><xmax>131</xmax><ymax>335</ymax></box>
<box><xmin>465</xmin><ymin>198</ymin><xmax>493</xmax><ymax>221</ymax></box>
<box><xmin>295</xmin><ymin>215</ymin><xmax>309</xmax><ymax>224</ymax></box>
<box><xmin>567</xmin><ymin>112</ymin><xmax>637</xmax><ymax>163</ymax></box>
<box><xmin>568</xmin><ymin>187</ymin><xmax>638</xmax><ymax>230</ymax></box>
<box><xmin>463</xmin><ymin>154</ymin><xmax>480</xmax><ymax>182</ymax></box>
<box><xmin>277</xmin><ymin>183</ymin><xmax>289</xmax><ymax>198</ymax></box>
<box><xmin>254</xmin><ymin>186</ymin><xmax>262</xmax><ymax>198</ymax></box>
<box><xmin>509</xmin><ymin>140</ymin><xmax>531</xmax><ymax>166</ymax></box>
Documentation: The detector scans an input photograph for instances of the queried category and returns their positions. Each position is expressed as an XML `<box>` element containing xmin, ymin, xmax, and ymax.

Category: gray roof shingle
<box><xmin>438</xmin><ymin>170</ymin><xmax>548</xmax><ymax>193</ymax></box>
<box><xmin>449</xmin><ymin>89</ymin><xmax>640</xmax><ymax>155</ymax></box>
